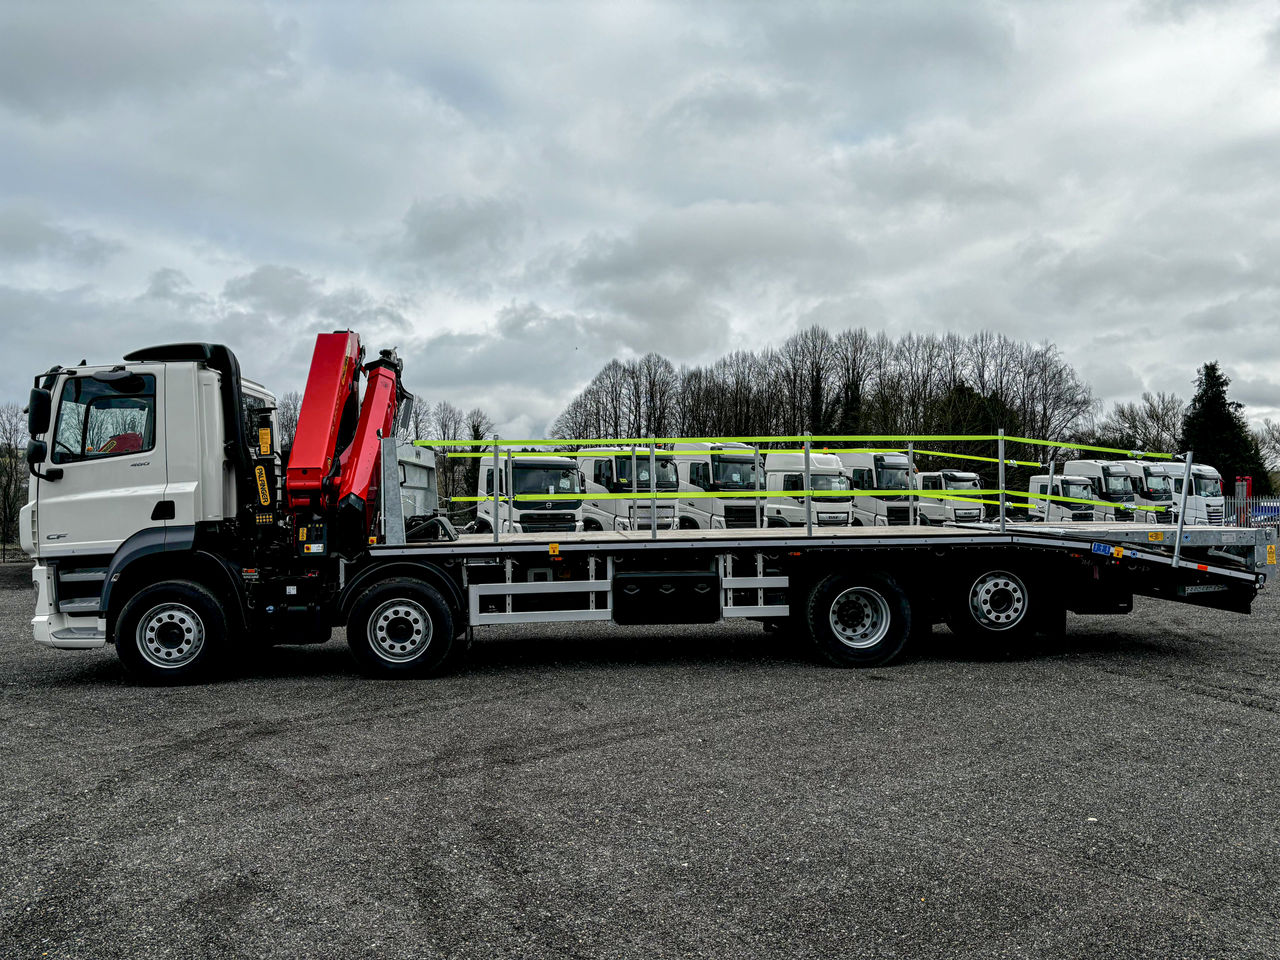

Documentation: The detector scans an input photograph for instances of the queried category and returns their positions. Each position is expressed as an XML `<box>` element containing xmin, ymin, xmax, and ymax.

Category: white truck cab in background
<box><xmin>838</xmin><ymin>451</ymin><xmax>912</xmax><ymax>526</ymax></box>
<box><xmin>1173</xmin><ymin>463</ymin><xmax>1226</xmax><ymax>525</ymax></box>
<box><xmin>671</xmin><ymin>442</ymin><xmax>760</xmax><ymax>529</ymax></box>
<box><xmin>1027</xmin><ymin>474</ymin><xmax>1098</xmax><ymax>522</ymax></box>
<box><xmin>1063</xmin><ymin>460</ymin><xmax>1135</xmax><ymax>521</ymax></box>
<box><xmin>1117</xmin><ymin>460</ymin><xmax>1177</xmax><ymax>525</ymax></box>
<box><xmin>915</xmin><ymin>470</ymin><xmax>985</xmax><ymax>524</ymax></box>
<box><xmin>762</xmin><ymin>452</ymin><xmax>853</xmax><ymax>527</ymax></box>
<box><xmin>578</xmin><ymin>449</ymin><xmax>679</xmax><ymax>531</ymax></box>
<box><xmin>474</xmin><ymin>455</ymin><xmax>584</xmax><ymax>534</ymax></box>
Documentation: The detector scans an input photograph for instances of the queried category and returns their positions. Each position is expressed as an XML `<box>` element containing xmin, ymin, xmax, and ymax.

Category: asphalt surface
<box><xmin>1</xmin><ymin>562</ymin><xmax>1278</xmax><ymax>959</ymax></box>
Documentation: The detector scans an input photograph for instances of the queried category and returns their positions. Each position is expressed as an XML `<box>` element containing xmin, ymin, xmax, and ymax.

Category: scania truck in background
<box><xmin>838</xmin><ymin>451</ymin><xmax>912</xmax><ymax>525</ymax></box>
<box><xmin>578</xmin><ymin>449</ymin><xmax>679</xmax><ymax>531</ymax></box>
<box><xmin>762</xmin><ymin>452</ymin><xmax>853</xmax><ymax>527</ymax></box>
<box><xmin>1173</xmin><ymin>463</ymin><xmax>1226</xmax><ymax>525</ymax></box>
<box><xmin>19</xmin><ymin>333</ymin><xmax>1275</xmax><ymax>683</ymax></box>
<box><xmin>1116</xmin><ymin>460</ymin><xmax>1177</xmax><ymax>525</ymax></box>
<box><xmin>914</xmin><ymin>470</ymin><xmax>986</xmax><ymax>524</ymax></box>
<box><xmin>671</xmin><ymin>442</ymin><xmax>760</xmax><ymax>529</ymax></box>
<box><xmin>473</xmin><ymin>455</ymin><xmax>584</xmax><ymax>534</ymax></box>
<box><xmin>1063</xmin><ymin>460</ymin><xmax>1135</xmax><ymax>521</ymax></box>
<box><xmin>1026</xmin><ymin>473</ymin><xmax>1100</xmax><ymax>522</ymax></box>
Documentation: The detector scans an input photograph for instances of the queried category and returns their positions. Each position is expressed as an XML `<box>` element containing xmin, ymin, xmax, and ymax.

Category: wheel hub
<box><xmin>828</xmin><ymin>586</ymin><xmax>891</xmax><ymax>649</ymax></box>
<box><xmin>969</xmin><ymin>572</ymin><xmax>1028</xmax><ymax>630</ymax></box>
<box><xmin>369</xmin><ymin>599</ymin><xmax>432</xmax><ymax>662</ymax></box>
<box><xmin>137</xmin><ymin>603</ymin><xmax>205</xmax><ymax>669</ymax></box>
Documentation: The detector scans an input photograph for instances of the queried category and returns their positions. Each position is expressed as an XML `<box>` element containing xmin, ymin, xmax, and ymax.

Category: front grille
<box><xmin>723</xmin><ymin>504</ymin><xmax>758</xmax><ymax>528</ymax></box>
<box><xmin>817</xmin><ymin>512</ymin><xmax>848</xmax><ymax>526</ymax></box>
<box><xmin>1208</xmin><ymin>505</ymin><xmax>1224</xmax><ymax>525</ymax></box>
<box><xmin>1156</xmin><ymin>509</ymin><xmax>1173</xmax><ymax>525</ymax></box>
<box><xmin>518</xmin><ymin>512</ymin><xmax>577</xmax><ymax>532</ymax></box>
<box><xmin>886</xmin><ymin>505</ymin><xmax>910</xmax><ymax>525</ymax></box>
<box><xmin>1071</xmin><ymin>511</ymin><xmax>1093</xmax><ymax>521</ymax></box>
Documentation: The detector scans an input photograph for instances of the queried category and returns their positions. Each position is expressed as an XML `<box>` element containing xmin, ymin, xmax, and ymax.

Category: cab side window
<box><xmin>593</xmin><ymin>459</ymin><xmax>613</xmax><ymax>487</ymax></box>
<box><xmin>923</xmin><ymin>476</ymin><xmax>940</xmax><ymax>490</ymax></box>
<box><xmin>689</xmin><ymin>462</ymin><xmax>709</xmax><ymax>490</ymax></box>
<box><xmin>52</xmin><ymin>374</ymin><xmax>156</xmax><ymax>464</ymax></box>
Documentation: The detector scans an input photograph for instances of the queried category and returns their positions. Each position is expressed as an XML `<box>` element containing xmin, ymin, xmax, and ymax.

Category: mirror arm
<box><xmin>30</xmin><ymin>465</ymin><xmax>63</xmax><ymax>481</ymax></box>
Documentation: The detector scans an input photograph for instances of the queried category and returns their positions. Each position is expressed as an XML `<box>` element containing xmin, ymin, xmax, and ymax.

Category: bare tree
<box><xmin>1095</xmin><ymin>391</ymin><xmax>1184</xmax><ymax>455</ymax></box>
<box><xmin>0</xmin><ymin>403</ymin><xmax>28</xmax><ymax>562</ymax></box>
<box><xmin>277</xmin><ymin>391</ymin><xmax>302</xmax><ymax>449</ymax></box>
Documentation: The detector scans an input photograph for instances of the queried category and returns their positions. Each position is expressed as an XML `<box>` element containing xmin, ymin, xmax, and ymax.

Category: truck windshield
<box><xmin>615</xmin><ymin>456</ymin><xmax>679</xmax><ymax>489</ymax></box>
<box><xmin>1193</xmin><ymin>475</ymin><xmax>1222</xmax><ymax>498</ymax></box>
<box><xmin>1103</xmin><ymin>472</ymin><xmax>1133</xmax><ymax>499</ymax></box>
<box><xmin>876</xmin><ymin>464</ymin><xmax>910</xmax><ymax>491</ymax></box>
<box><xmin>1142</xmin><ymin>469</ymin><xmax>1172</xmax><ymax>499</ymax></box>
<box><xmin>1063</xmin><ymin>480</ymin><xmax>1094</xmax><ymax>502</ymax></box>
<box><xmin>514</xmin><ymin>467</ymin><xmax>581</xmax><ymax>495</ymax></box>
<box><xmin>944</xmin><ymin>476</ymin><xmax>981</xmax><ymax>491</ymax></box>
<box><xmin>712</xmin><ymin>457</ymin><xmax>756</xmax><ymax>488</ymax></box>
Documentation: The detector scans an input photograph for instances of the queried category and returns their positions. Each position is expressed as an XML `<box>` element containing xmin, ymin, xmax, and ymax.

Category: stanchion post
<box><xmin>998</xmin><ymin>428</ymin><xmax>1007</xmax><ymax>533</ymax></box>
<box><xmin>907</xmin><ymin>441</ymin><xmax>917</xmax><ymax>525</ymax></box>
<box><xmin>506</xmin><ymin>450</ymin><xmax>514</xmax><ymax>532</ymax></box>
<box><xmin>754</xmin><ymin>444</ymin><xmax>762</xmax><ymax>529</ymax></box>
<box><xmin>491</xmin><ymin>434</ymin><xmax>500</xmax><ymax>544</ymax></box>
<box><xmin>649</xmin><ymin>436</ymin><xmax>658</xmax><ymax>541</ymax></box>
<box><xmin>803</xmin><ymin>433</ymin><xmax>813</xmax><ymax>537</ymax></box>
<box><xmin>1173</xmin><ymin>450</ymin><xmax>1193</xmax><ymax>568</ymax></box>
<box><xmin>1046</xmin><ymin>458</ymin><xmax>1055</xmax><ymax>522</ymax></box>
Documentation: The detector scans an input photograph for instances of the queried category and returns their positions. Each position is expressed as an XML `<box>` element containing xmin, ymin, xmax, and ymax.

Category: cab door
<box><xmin>35</xmin><ymin>366</ymin><xmax>168</xmax><ymax>557</ymax></box>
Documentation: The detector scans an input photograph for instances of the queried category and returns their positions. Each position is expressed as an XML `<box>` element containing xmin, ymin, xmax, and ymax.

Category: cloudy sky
<box><xmin>2</xmin><ymin>0</ymin><xmax>1278</xmax><ymax>435</ymax></box>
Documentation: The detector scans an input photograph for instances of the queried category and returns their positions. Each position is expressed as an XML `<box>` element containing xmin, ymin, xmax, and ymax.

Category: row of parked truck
<box><xmin>471</xmin><ymin>445</ymin><xmax>1229</xmax><ymax>534</ymax></box>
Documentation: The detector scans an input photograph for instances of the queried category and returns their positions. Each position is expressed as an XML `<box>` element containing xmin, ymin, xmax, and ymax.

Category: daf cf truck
<box><xmin>1116</xmin><ymin>460</ymin><xmax>1177</xmax><ymax>525</ymax></box>
<box><xmin>20</xmin><ymin>334</ymin><xmax>1275</xmax><ymax>682</ymax></box>
<box><xmin>762</xmin><ymin>452</ymin><xmax>854</xmax><ymax>527</ymax></box>
<box><xmin>838</xmin><ymin>451</ymin><xmax>912</xmax><ymax>525</ymax></box>
<box><xmin>1173</xmin><ymin>463</ymin><xmax>1226</xmax><ymax>525</ymax></box>
<box><xmin>915</xmin><ymin>470</ymin><xmax>986</xmax><ymax>524</ymax></box>
<box><xmin>578</xmin><ymin>449</ymin><xmax>679</xmax><ymax>531</ymax></box>
<box><xmin>671</xmin><ymin>442</ymin><xmax>761</xmax><ymax>529</ymax></box>
<box><xmin>1026</xmin><ymin>474</ymin><xmax>1101</xmax><ymax>522</ymax></box>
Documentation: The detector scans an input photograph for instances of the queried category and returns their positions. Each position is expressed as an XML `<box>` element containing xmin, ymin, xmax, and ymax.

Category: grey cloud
<box><xmin>223</xmin><ymin>265</ymin><xmax>324</xmax><ymax>318</ymax></box>
<box><xmin>0</xmin><ymin>206</ymin><xmax>120</xmax><ymax>266</ymax></box>
<box><xmin>0</xmin><ymin>1</ymin><xmax>291</xmax><ymax>117</ymax></box>
<box><xmin>392</xmin><ymin>195</ymin><xmax>526</xmax><ymax>274</ymax></box>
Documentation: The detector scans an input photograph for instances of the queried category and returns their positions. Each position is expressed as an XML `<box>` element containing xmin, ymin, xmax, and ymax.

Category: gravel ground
<box><xmin>1</xmin><ymin>562</ymin><xmax>1278</xmax><ymax>959</ymax></box>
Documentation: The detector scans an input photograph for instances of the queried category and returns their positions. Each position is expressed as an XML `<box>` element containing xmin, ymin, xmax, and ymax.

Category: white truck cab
<box><xmin>1116</xmin><ymin>460</ymin><xmax>1177</xmax><ymax>525</ymax></box>
<box><xmin>1063</xmin><ymin>460</ymin><xmax>1135</xmax><ymax>522</ymax></box>
<box><xmin>1027</xmin><ymin>474</ymin><xmax>1098</xmax><ymax>522</ymax></box>
<box><xmin>1173</xmin><ymin>463</ymin><xmax>1226</xmax><ymax>525</ymax></box>
<box><xmin>474</xmin><ymin>455</ymin><xmax>584</xmax><ymax>534</ymax></box>
<box><xmin>578</xmin><ymin>449</ymin><xmax>679</xmax><ymax>531</ymax></box>
<box><xmin>915</xmin><ymin>471</ymin><xmax>985</xmax><ymax>524</ymax></box>
<box><xmin>838</xmin><ymin>451</ymin><xmax>912</xmax><ymax>526</ymax></box>
<box><xmin>22</xmin><ymin>347</ymin><xmax>274</xmax><ymax>650</ymax></box>
<box><xmin>762</xmin><ymin>452</ymin><xmax>853</xmax><ymax>527</ymax></box>
<box><xmin>671</xmin><ymin>442</ymin><xmax>760</xmax><ymax>529</ymax></box>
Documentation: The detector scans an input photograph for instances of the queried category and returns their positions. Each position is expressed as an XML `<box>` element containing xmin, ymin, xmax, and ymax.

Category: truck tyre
<box><xmin>473</xmin><ymin>518</ymin><xmax>491</xmax><ymax>535</ymax></box>
<box><xmin>805</xmin><ymin>573</ymin><xmax>912</xmax><ymax>667</ymax></box>
<box><xmin>114</xmin><ymin>579</ymin><xmax>228</xmax><ymax>684</ymax></box>
<box><xmin>346</xmin><ymin>578</ymin><xmax>458</xmax><ymax>676</ymax></box>
<box><xmin>946</xmin><ymin>567</ymin><xmax>1037</xmax><ymax>642</ymax></box>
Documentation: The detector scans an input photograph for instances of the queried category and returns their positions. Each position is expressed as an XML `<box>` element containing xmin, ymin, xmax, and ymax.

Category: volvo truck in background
<box><xmin>915</xmin><ymin>470</ymin><xmax>985</xmax><ymax>524</ymax></box>
<box><xmin>762</xmin><ymin>452</ymin><xmax>853</xmax><ymax>527</ymax></box>
<box><xmin>474</xmin><ymin>455</ymin><xmax>585</xmax><ymax>534</ymax></box>
<box><xmin>578</xmin><ymin>449</ymin><xmax>679</xmax><ymax>531</ymax></box>
<box><xmin>838</xmin><ymin>451</ymin><xmax>912</xmax><ymax>525</ymax></box>
<box><xmin>1063</xmin><ymin>460</ymin><xmax>1135</xmax><ymax>521</ymax></box>
<box><xmin>671</xmin><ymin>442</ymin><xmax>760</xmax><ymax>529</ymax></box>
<box><xmin>1173</xmin><ymin>463</ymin><xmax>1226</xmax><ymax>525</ymax></box>
<box><xmin>1117</xmin><ymin>460</ymin><xmax>1177</xmax><ymax>525</ymax></box>
<box><xmin>1026</xmin><ymin>473</ymin><xmax>1100</xmax><ymax>522</ymax></box>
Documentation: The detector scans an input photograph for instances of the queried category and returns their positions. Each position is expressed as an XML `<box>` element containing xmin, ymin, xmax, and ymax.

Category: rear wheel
<box><xmin>115</xmin><ymin>580</ymin><xmax>228</xmax><ymax>684</ymax></box>
<box><xmin>346</xmin><ymin>578</ymin><xmax>459</xmax><ymax>676</ymax></box>
<box><xmin>946</xmin><ymin>567</ymin><xmax>1037</xmax><ymax>642</ymax></box>
<box><xmin>805</xmin><ymin>573</ymin><xmax>911</xmax><ymax>667</ymax></box>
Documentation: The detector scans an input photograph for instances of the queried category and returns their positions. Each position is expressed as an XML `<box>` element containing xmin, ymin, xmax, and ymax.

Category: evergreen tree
<box><xmin>1179</xmin><ymin>362</ymin><xmax>1272</xmax><ymax>495</ymax></box>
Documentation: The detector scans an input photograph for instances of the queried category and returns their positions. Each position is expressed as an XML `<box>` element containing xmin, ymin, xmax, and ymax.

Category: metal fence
<box><xmin>1224</xmin><ymin>497</ymin><xmax>1280</xmax><ymax>528</ymax></box>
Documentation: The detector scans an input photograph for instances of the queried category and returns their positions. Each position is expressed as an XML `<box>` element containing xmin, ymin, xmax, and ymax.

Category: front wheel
<box><xmin>805</xmin><ymin>573</ymin><xmax>912</xmax><ymax>667</ymax></box>
<box><xmin>346</xmin><ymin>578</ymin><xmax>459</xmax><ymax>676</ymax></box>
<box><xmin>114</xmin><ymin>580</ymin><xmax>229</xmax><ymax>683</ymax></box>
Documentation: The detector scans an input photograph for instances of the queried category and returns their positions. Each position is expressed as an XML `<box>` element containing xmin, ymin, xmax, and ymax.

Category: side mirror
<box><xmin>579</xmin><ymin>471</ymin><xmax>587</xmax><ymax>489</ymax></box>
<box><xmin>27</xmin><ymin>439</ymin><xmax>62</xmax><ymax>481</ymax></box>
<box><xmin>27</xmin><ymin>388</ymin><xmax>51</xmax><ymax>436</ymax></box>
